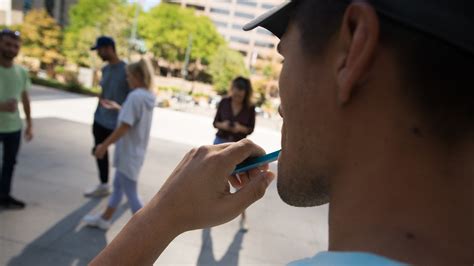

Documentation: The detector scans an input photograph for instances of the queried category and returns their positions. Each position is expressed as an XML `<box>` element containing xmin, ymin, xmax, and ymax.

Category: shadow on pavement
<box><xmin>7</xmin><ymin>199</ymin><xmax>128</xmax><ymax>266</ymax></box>
<box><xmin>197</xmin><ymin>228</ymin><xmax>246</xmax><ymax>266</ymax></box>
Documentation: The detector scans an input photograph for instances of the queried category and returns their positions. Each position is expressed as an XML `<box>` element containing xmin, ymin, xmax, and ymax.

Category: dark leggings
<box><xmin>93</xmin><ymin>122</ymin><xmax>114</xmax><ymax>184</ymax></box>
<box><xmin>0</xmin><ymin>130</ymin><xmax>21</xmax><ymax>198</ymax></box>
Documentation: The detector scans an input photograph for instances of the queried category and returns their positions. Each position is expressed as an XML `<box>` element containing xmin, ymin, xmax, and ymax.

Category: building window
<box><xmin>230</xmin><ymin>36</ymin><xmax>250</xmax><ymax>45</ymax></box>
<box><xmin>237</xmin><ymin>1</ymin><xmax>257</xmax><ymax>7</ymax></box>
<box><xmin>235</xmin><ymin>11</ymin><xmax>254</xmax><ymax>19</ymax></box>
<box><xmin>262</xmin><ymin>3</ymin><xmax>275</xmax><ymax>10</ymax></box>
<box><xmin>213</xmin><ymin>20</ymin><xmax>228</xmax><ymax>29</ymax></box>
<box><xmin>255</xmin><ymin>41</ymin><xmax>275</xmax><ymax>48</ymax></box>
<box><xmin>185</xmin><ymin>4</ymin><xmax>205</xmax><ymax>11</ymax></box>
<box><xmin>23</xmin><ymin>0</ymin><xmax>33</xmax><ymax>13</ymax></box>
<box><xmin>45</xmin><ymin>0</ymin><xmax>55</xmax><ymax>17</ymax></box>
<box><xmin>232</xmin><ymin>23</ymin><xmax>244</xmax><ymax>30</ymax></box>
<box><xmin>210</xmin><ymin>7</ymin><xmax>230</xmax><ymax>15</ymax></box>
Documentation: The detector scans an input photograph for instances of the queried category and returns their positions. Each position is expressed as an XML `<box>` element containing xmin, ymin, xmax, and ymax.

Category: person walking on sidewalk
<box><xmin>85</xmin><ymin>36</ymin><xmax>129</xmax><ymax>198</ymax></box>
<box><xmin>212</xmin><ymin>76</ymin><xmax>256</xmax><ymax>231</ymax></box>
<box><xmin>83</xmin><ymin>59</ymin><xmax>156</xmax><ymax>230</ymax></box>
<box><xmin>0</xmin><ymin>29</ymin><xmax>33</xmax><ymax>209</ymax></box>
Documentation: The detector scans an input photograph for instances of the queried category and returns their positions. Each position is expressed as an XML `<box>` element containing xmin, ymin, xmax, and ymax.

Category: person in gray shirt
<box><xmin>84</xmin><ymin>36</ymin><xmax>129</xmax><ymax>198</ymax></box>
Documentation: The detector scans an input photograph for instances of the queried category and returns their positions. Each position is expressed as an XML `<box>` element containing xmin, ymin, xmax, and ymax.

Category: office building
<box><xmin>164</xmin><ymin>0</ymin><xmax>282</xmax><ymax>68</ymax></box>
<box><xmin>7</xmin><ymin>0</ymin><xmax>77</xmax><ymax>26</ymax></box>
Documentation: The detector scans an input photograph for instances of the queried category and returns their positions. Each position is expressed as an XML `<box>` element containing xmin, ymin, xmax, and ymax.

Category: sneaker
<box><xmin>239</xmin><ymin>217</ymin><xmax>248</xmax><ymax>232</ymax></box>
<box><xmin>0</xmin><ymin>196</ymin><xmax>26</xmax><ymax>209</ymax></box>
<box><xmin>83</xmin><ymin>214</ymin><xmax>111</xmax><ymax>230</ymax></box>
<box><xmin>83</xmin><ymin>184</ymin><xmax>110</xmax><ymax>198</ymax></box>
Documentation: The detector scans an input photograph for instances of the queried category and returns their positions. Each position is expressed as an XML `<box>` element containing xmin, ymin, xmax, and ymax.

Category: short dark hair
<box><xmin>232</xmin><ymin>76</ymin><xmax>253</xmax><ymax>108</ymax></box>
<box><xmin>0</xmin><ymin>29</ymin><xmax>21</xmax><ymax>41</ymax></box>
<box><xmin>294</xmin><ymin>0</ymin><xmax>474</xmax><ymax>140</ymax></box>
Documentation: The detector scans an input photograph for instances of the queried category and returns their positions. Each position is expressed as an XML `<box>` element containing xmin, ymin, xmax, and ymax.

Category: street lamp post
<box><xmin>128</xmin><ymin>0</ymin><xmax>142</xmax><ymax>60</ymax></box>
<box><xmin>181</xmin><ymin>34</ymin><xmax>193</xmax><ymax>80</ymax></box>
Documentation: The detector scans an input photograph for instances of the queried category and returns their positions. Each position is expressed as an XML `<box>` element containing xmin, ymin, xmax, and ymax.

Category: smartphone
<box><xmin>232</xmin><ymin>150</ymin><xmax>281</xmax><ymax>175</ymax></box>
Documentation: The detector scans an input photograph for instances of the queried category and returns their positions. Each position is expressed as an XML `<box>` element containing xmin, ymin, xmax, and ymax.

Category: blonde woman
<box><xmin>83</xmin><ymin>59</ymin><xmax>156</xmax><ymax>230</ymax></box>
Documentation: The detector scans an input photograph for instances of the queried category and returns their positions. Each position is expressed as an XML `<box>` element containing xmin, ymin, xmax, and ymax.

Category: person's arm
<box><xmin>215</xmin><ymin>121</ymin><xmax>232</xmax><ymax>131</ymax></box>
<box><xmin>95</xmin><ymin>94</ymin><xmax>137</xmax><ymax>159</ymax></box>
<box><xmin>0</xmin><ymin>99</ymin><xmax>17</xmax><ymax>113</ymax></box>
<box><xmin>234</xmin><ymin>107</ymin><xmax>256</xmax><ymax>135</ymax></box>
<box><xmin>213</xmin><ymin>99</ymin><xmax>232</xmax><ymax>131</ymax></box>
<box><xmin>94</xmin><ymin>123</ymin><xmax>131</xmax><ymax>159</ymax></box>
<box><xmin>233</xmin><ymin>123</ymin><xmax>252</xmax><ymax>134</ymax></box>
<box><xmin>90</xmin><ymin>139</ymin><xmax>275</xmax><ymax>265</ymax></box>
<box><xmin>100</xmin><ymin>99</ymin><xmax>122</xmax><ymax>111</ymax></box>
<box><xmin>21</xmin><ymin>91</ymin><xmax>33</xmax><ymax>141</ymax></box>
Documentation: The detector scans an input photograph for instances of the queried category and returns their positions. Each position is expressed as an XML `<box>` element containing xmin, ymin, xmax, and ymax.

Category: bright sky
<box><xmin>129</xmin><ymin>0</ymin><xmax>161</xmax><ymax>11</ymax></box>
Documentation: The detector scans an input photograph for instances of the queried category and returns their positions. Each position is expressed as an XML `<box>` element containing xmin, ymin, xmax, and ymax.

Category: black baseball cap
<box><xmin>243</xmin><ymin>0</ymin><xmax>474</xmax><ymax>55</ymax></box>
<box><xmin>91</xmin><ymin>36</ymin><xmax>115</xmax><ymax>51</ymax></box>
<box><xmin>0</xmin><ymin>28</ymin><xmax>21</xmax><ymax>39</ymax></box>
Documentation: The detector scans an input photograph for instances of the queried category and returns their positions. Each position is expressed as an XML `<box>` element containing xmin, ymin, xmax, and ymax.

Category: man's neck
<box><xmin>328</xmin><ymin>131</ymin><xmax>473</xmax><ymax>265</ymax></box>
<box><xmin>0</xmin><ymin>56</ymin><xmax>13</xmax><ymax>68</ymax></box>
<box><xmin>108</xmin><ymin>55</ymin><xmax>121</xmax><ymax>65</ymax></box>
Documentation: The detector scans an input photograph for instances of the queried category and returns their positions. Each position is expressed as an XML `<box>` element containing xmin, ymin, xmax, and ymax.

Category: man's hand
<box><xmin>94</xmin><ymin>143</ymin><xmax>108</xmax><ymax>159</ymax></box>
<box><xmin>100</xmin><ymin>99</ymin><xmax>121</xmax><ymax>111</ymax></box>
<box><xmin>0</xmin><ymin>99</ymin><xmax>18</xmax><ymax>113</ymax></box>
<box><xmin>24</xmin><ymin>125</ymin><xmax>33</xmax><ymax>142</ymax></box>
<box><xmin>90</xmin><ymin>139</ymin><xmax>275</xmax><ymax>265</ymax></box>
<box><xmin>151</xmin><ymin>139</ymin><xmax>275</xmax><ymax>232</ymax></box>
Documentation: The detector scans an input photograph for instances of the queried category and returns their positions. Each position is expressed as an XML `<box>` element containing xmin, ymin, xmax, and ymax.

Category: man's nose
<box><xmin>278</xmin><ymin>105</ymin><xmax>283</xmax><ymax>118</ymax></box>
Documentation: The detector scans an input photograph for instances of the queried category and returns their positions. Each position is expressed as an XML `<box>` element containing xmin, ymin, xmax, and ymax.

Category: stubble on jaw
<box><xmin>277</xmin><ymin>162</ymin><xmax>331</xmax><ymax>207</ymax></box>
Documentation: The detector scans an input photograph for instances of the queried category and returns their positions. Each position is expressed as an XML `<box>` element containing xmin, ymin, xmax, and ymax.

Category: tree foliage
<box><xmin>209</xmin><ymin>46</ymin><xmax>249</xmax><ymax>95</ymax></box>
<box><xmin>20</xmin><ymin>9</ymin><xmax>63</xmax><ymax>66</ymax></box>
<box><xmin>138</xmin><ymin>4</ymin><xmax>224</xmax><ymax>65</ymax></box>
<box><xmin>63</xmin><ymin>0</ymin><xmax>136</xmax><ymax>67</ymax></box>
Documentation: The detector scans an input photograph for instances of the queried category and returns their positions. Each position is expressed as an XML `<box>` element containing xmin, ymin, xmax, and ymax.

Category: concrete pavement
<box><xmin>0</xmin><ymin>86</ymin><xmax>329</xmax><ymax>265</ymax></box>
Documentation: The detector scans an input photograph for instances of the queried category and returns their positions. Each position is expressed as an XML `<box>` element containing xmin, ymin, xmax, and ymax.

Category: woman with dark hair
<box><xmin>212</xmin><ymin>76</ymin><xmax>256</xmax><ymax>231</ymax></box>
<box><xmin>213</xmin><ymin>77</ymin><xmax>256</xmax><ymax>145</ymax></box>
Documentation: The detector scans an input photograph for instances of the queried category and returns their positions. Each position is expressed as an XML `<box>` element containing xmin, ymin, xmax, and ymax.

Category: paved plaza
<box><xmin>0</xmin><ymin>86</ymin><xmax>328</xmax><ymax>265</ymax></box>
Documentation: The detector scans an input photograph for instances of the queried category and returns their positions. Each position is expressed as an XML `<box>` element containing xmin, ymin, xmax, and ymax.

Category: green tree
<box><xmin>138</xmin><ymin>4</ymin><xmax>224</xmax><ymax>65</ymax></box>
<box><xmin>20</xmin><ymin>9</ymin><xmax>63</xmax><ymax>70</ymax></box>
<box><xmin>209</xmin><ymin>46</ymin><xmax>249</xmax><ymax>95</ymax></box>
<box><xmin>63</xmin><ymin>0</ymin><xmax>136</xmax><ymax>67</ymax></box>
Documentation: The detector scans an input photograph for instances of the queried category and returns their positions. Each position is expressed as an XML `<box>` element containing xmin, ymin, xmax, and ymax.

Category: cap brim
<box><xmin>90</xmin><ymin>45</ymin><xmax>98</xmax><ymax>51</ymax></box>
<box><xmin>243</xmin><ymin>1</ymin><xmax>296</xmax><ymax>38</ymax></box>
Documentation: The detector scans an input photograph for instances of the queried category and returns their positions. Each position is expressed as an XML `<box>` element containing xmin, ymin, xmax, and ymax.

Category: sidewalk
<box><xmin>0</xmin><ymin>86</ymin><xmax>329</xmax><ymax>265</ymax></box>
<box><xmin>26</xmin><ymin>85</ymin><xmax>282</xmax><ymax>152</ymax></box>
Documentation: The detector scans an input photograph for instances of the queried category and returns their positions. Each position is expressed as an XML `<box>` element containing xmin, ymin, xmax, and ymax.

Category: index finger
<box><xmin>220</xmin><ymin>139</ymin><xmax>266</xmax><ymax>167</ymax></box>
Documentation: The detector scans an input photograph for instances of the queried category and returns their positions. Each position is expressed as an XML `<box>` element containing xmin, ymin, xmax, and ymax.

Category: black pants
<box><xmin>0</xmin><ymin>130</ymin><xmax>21</xmax><ymax>198</ymax></box>
<box><xmin>93</xmin><ymin>122</ymin><xmax>114</xmax><ymax>184</ymax></box>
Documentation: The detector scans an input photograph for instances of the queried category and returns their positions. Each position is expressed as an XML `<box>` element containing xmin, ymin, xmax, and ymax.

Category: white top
<box><xmin>113</xmin><ymin>88</ymin><xmax>156</xmax><ymax>181</ymax></box>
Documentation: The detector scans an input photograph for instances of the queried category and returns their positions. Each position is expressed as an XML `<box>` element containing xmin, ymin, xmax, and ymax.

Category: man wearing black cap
<box><xmin>85</xmin><ymin>36</ymin><xmax>129</xmax><ymax>198</ymax></box>
<box><xmin>91</xmin><ymin>1</ymin><xmax>473</xmax><ymax>265</ymax></box>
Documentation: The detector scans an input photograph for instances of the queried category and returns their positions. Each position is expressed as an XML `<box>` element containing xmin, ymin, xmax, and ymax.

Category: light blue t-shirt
<box><xmin>288</xmin><ymin>252</ymin><xmax>405</xmax><ymax>266</ymax></box>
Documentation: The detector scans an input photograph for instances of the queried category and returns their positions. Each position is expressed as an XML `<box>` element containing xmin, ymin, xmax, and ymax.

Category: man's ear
<box><xmin>335</xmin><ymin>2</ymin><xmax>379</xmax><ymax>106</ymax></box>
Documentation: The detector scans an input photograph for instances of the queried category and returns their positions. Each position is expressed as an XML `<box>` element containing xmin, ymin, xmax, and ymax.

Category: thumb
<box><xmin>227</xmin><ymin>171</ymin><xmax>275</xmax><ymax>213</ymax></box>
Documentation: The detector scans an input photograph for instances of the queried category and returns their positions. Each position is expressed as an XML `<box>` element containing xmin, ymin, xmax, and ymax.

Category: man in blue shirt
<box><xmin>84</xmin><ymin>36</ymin><xmax>129</xmax><ymax>198</ymax></box>
<box><xmin>90</xmin><ymin>1</ymin><xmax>473</xmax><ymax>265</ymax></box>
